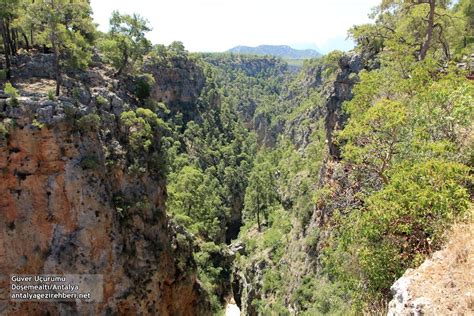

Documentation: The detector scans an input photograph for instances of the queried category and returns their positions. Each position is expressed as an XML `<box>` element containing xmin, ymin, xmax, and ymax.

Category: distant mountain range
<box><xmin>227</xmin><ymin>45</ymin><xmax>321</xmax><ymax>59</ymax></box>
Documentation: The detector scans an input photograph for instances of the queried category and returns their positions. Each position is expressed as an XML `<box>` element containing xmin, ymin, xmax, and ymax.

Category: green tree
<box><xmin>339</xmin><ymin>99</ymin><xmax>408</xmax><ymax>184</ymax></box>
<box><xmin>11</xmin><ymin>0</ymin><xmax>34</xmax><ymax>50</ymax></box>
<box><xmin>98</xmin><ymin>11</ymin><xmax>151</xmax><ymax>76</ymax></box>
<box><xmin>358</xmin><ymin>0</ymin><xmax>463</xmax><ymax>63</ymax></box>
<box><xmin>244</xmin><ymin>158</ymin><xmax>278</xmax><ymax>231</ymax></box>
<box><xmin>455</xmin><ymin>0</ymin><xmax>474</xmax><ymax>51</ymax></box>
<box><xmin>31</xmin><ymin>0</ymin><xmax>95</xmax><ymax>95</ymax></box>
<box><xmin>120</xmin><ymin>107</ymin><xmax>169</xmax><ymax>152</ymax></box>
<box><xmin>339</xmin><ymin>160</ymin><xmax>470</xmax><ymax>296</ymax></box>
<box><xmin>168</xmin><ymin>165</ymin><xmax>225</xmax><ymax>241</ymax></box>
<box><xmin>0</xmin><ymin>0</ymin><xmax>20</xmax><ymax>78</ymax></box>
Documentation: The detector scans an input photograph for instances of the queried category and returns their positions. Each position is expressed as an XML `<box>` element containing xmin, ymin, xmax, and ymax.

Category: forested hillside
<box><xmin>0</xmin><ymin>0</ymin><xmax>473</xmax><ymax>315</ymax></box>
<box><xmin>227</xmin><ymin>45</ymin><xmax>321</xmax><ymax>59</ymax></box>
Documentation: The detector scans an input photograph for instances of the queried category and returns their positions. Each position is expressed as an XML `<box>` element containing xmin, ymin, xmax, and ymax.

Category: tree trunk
<box><xmin>257</xmin><ymin>210</ymin><xmax>261</xmax><ymax>232</ymax></box>
<box><xmin>15</xmin><ymin>29</ymin><xmax>20</xmax><ymax>50</ymax></box>
<box><xmin>22</xmin><ymin>32</ymin><xmax>30</xmax><ymax>50</ymax></box>
<box><xmin>30</xmin><ymin>28</ymin><xmax>34</xmax><ymax>48</ymax></box>
<box><xmin>437</xmin><ymin>26</ymin><xmax>450</xmax><ymax>61</ymax></box>
<box><xmin>256</xmin><ymin>195</ymin><xmax>261</xmax><ymax>232</ymax></box>
<box><xmin>53</xmin><ymin>41</ymin><xmax>61</xmax><ymax>96</ymax></box>
<box><xmin>11</xmin><ymin>28</ymin><xmax>18</xmax><ymax>53</ymax></box>
<box><xmin>30</xmin><ymin>1</ymin><xmax>35</xmax><ymax>47</ymax></box>
<box><xmin>5</xmin><ymin>20</ymin><xmax>15</xmax><ymax>56</ymax></box>
<box><xmin>115</xmin><ymin>47</ymin><xmax>128</xmax><ymax>77</ymax></box>
<box><xmin>419</xmin><ymin>0</ymin><xmax>435</xmax><ymax>60</ymax></box>
<box><xmin>0</xmin><ymin>19</ymin><xmax>12</xmax><ymax>79</ymax></box>
<box><xmin>2</xmin><ymin>20</ymin><xmax>12</xmax><ymax>57</ymax></box>
<box><xmin>49</xmin><ymin>0</ymin><xmax>61</xmax><ymax>96</ymax></box>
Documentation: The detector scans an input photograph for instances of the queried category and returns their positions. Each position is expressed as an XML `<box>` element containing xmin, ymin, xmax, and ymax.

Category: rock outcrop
<box><xmin>388</xmin><ymin>222</ymin><xmax>474</xmax><ymax>316</ymax></box>
<box><xmin>142</xmin><ymin>55</ymin><xmax>206</xmax><ymax>124</ymax></box>
<box><xmin>284</xmin><ymin>52</ymin><xmax>365</xmax><ymax>156</ymax></box>
<box><xmin>0</xmin><ymin>54</ymin><xmax>210</xmax><ymax>315</ymax></box>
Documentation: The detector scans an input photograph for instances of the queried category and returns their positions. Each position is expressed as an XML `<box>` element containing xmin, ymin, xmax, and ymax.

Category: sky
<box><xmin>90</xmin><ymin>0</ymin><xmax>381</xmax><ymax>53</ymax></box>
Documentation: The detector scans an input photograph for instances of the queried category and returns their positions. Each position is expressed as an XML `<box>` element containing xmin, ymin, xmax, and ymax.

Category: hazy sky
<box><xmin>90</xmin><ymin>0</ymin><xmax>380</xmax><ymax>53</ymax></box>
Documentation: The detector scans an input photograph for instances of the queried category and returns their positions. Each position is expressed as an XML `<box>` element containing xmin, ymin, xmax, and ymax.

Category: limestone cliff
<box><xmin>0</xmin><ymin>54</ymin><xmax>210</xmax><ymax>315</ymax></box>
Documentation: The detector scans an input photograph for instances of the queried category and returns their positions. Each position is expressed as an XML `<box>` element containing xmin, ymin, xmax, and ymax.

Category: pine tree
<box><xmin>31</xmin><ymin>0</ymin><xmax>95</xmax><ymax>95</ymax></box>
<box><xmin>98</xmin><ymin>11</ymin><xmax>151</xmax><ymax>76</ymax></box>
<box><xmin>0</xmin><ymin>0</ymin><xmax>20</xmax><ymax>78</ymax></box>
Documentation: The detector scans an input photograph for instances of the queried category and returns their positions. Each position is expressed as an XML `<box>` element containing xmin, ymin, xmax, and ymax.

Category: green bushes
<box><xmin>120</xmin><ymin>109</ymin><xmax>155</xmax><ymax>151</ymax></box>
<box><xmin>339</xmin><ymin>99</ymin><xmax>407</xmax><ymax>184</ymax></box>
<box><xmin>120</xmin><ymin>107</ymin><xmax>169</xmax><ymax>152</ymax></box>
<box><xmin>47</xmin><ymin>89</ymin><xmax>56</xmax><ymax>101</ymax></box>
<box><xmin>321</xmin><ymin>50</ymin><xmax>344</xmax><ymax>79</ymax></box>
<box><xmin>292</xmin><ymin>276</ymin><xmax>351</xmax><ymax>316</ymax></box>
<box><xmin>356</xmin><ymin>160</ymin><xmax>469</xmax><ymax>292</ymax></box>
<box><xmin>305</xmin><ymin>228</ymin><xmax>320</xmax><ymax>248</ymax></box>
<box><xmin>63</xmin><ymin>103</ymin><xmax>78</xmax><ymax>121</ymax></box>
<box><xmin>96</xmin><ymin>95</ymin><xmax>108</xmax><ymax>106</ymax></box>
<box><xmin>322</xmin><ymin>56</ymin><xmax>474</xmax><ymax>311</ymax></box>
<box><xmin>0</xmin><ymin>123</ymin><xmax>7</xmax><ymax>138</ymax></box>
<box><xmin>262</xmin><ymin>269</ymin><xmax>283</xmax><ymax>294</ymax></box>
<box><xmin>167</xmin><ymin>165</ymin><xmax>224</xmax><ymax>241</ymax></box>
<box><xmin>322</xmin><ymin>159</ymin><xmax>471</xmax><ymax>311</ymax></box>
<box><xmin>4</xmin><ymin>82</ymin><xmax>19</xmax><ymax>106</ymax></box>
<box><xmin>134</xmin><ymin>73</ymin><xmax>155</xmax><ymax>101</ymax></box>
<box><xmin>77</xmin><ymin>113</ymin><xmax>101</xmax><ymax>132</ymax></box>
<box><xmin>32</xmin><ymin>119</ymin><xmax>45</xmax><ymax>129</ymax></box>
<box><xmin>72</xmin><ymin>87</ymin><xmax>81</xmax><ymax>101</ymax></box>
<box><xmin>80</xmin><ymin>155</ymin><xmax>100</xmax><ymax>170</ymax></box>
<box><xmin>0</xmin><ymin>119</ymin><xmax>13</xmax><ymax>140</ymax></box>
<box><xmin>193</xmin><ymin>241</ymin><xmax>226</xmax><ymax>313</ymax></box>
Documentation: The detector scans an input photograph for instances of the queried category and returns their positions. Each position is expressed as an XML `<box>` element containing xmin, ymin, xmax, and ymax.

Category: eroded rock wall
<box><xmin>0</xmin><ymin>55</ymin><xmax>210</xmax><ymax>315</ymax></box>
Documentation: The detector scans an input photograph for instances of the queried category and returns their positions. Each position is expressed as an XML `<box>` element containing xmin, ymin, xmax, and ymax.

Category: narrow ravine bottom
<box><xmin>225</xmin><ymin>297</ymin><xmax>241</xmax><ymax>316</ymax></box>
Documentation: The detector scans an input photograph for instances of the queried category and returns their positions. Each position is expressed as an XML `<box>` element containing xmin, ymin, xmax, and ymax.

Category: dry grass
<box><xmin>15</xmin><ymin>77</ymin><xmax>57</xmax><ymax>95</ymax></box>
<box><xmin>407</xmin><ymin>220</ymin><xmax>474</xmax><ymax>315</ymax></box>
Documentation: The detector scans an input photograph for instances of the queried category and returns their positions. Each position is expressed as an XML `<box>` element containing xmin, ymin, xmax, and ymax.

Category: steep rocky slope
<box><xmin>0</xmin><ymin>54</ymin><xmax>210</xmax><ymax>315</ymax></box>
<box><xmin>388</xmin><ymin>221</ymin><xmax>474</xmax><ymax>315</ymax></box>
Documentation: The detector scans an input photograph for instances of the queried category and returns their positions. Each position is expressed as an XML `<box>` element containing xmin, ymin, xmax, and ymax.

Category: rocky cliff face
<box><xmin>0</xmin><ymin>54</ymin><xmax>210</xmax><ymax>315</ymax></box>
<box><xmin>284</xmin><ymin>53</ymin><xmax>364</xmax><ymax>156</ymax></box>
<box><xmin>143</xmin><ymin>55</ymin><xmax>206</xmax><ymax>124</ymax></box>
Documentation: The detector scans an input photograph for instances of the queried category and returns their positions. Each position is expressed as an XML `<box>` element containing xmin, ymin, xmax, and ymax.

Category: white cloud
<box><xmin>90</xmin><ymin>0</ymin><xmax>379</xmax><ymax>52</ymax></box>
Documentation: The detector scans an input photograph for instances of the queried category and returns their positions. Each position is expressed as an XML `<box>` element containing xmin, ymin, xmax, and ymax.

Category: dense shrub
<box><xmin>120</xmin><ymin>107</ymin><xmax>168</xmax><ymax>152</ymax></box>
<box><xmin>96</xmin><ymin>95</ymin><xmax>108</xmax><ymax>106</ymax></box>
<box><xmin>77</xmin><ymin>113</ymin><xmax>101</xmax><ymax>132</ymax></box>
<box><xmin>134</xmin><ymin>73</ymin><xmax>155</xmax><ymax>101</ymax></box>
<box><xmin>4</xmin><ymin>82</ymin><xmax>19</xmax><ymax>106</ymax></box>
<box><xmin>80</xmin><ymin>155</ymin><xmax>101</xmax><ymax>170</ymax></box>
